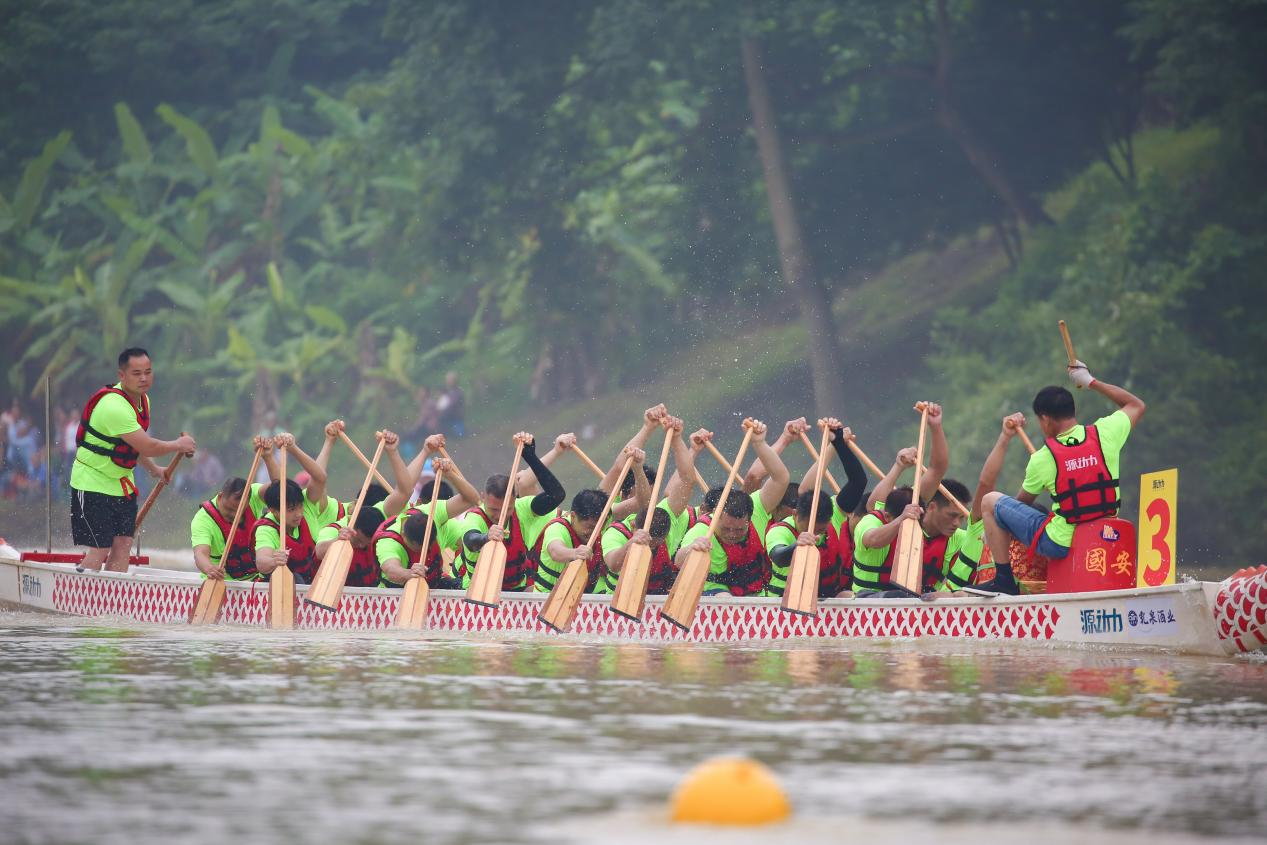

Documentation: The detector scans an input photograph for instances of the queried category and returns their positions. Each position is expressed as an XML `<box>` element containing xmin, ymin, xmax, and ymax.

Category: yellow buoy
<box><xmin>669</xmin><ymin>757</ymin><xmax>791</xmax><ymax>826</ymax></box>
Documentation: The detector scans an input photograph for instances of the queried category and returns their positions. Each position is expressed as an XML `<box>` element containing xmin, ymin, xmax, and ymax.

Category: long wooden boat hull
<box><xmin>2</xmin><ymin>555</ymin><xmax>1265</xmax><ymax>657</ymax></box>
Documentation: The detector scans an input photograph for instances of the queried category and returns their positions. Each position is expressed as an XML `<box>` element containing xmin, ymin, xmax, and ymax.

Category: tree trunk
<box><xmin>740</xmin><ymin>38</ymin><xmax>846</xmax><ymax>417</ymax></box>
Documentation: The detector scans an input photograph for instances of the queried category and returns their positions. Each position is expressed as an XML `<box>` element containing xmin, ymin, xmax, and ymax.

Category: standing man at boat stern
<box><xmin>979</xmin><ymin>361</ymin><xmax>1146</xmax><ymax>594</ymax></box>
<box><xmin>71</xmin><ymin>347</ymin><xmax>196</xmax><ymax>572</ymax></box>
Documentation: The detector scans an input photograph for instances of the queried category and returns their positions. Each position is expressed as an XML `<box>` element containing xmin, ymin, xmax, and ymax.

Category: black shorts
<box><xmin>70</xmin><ymin>488</ymin><xmax>137</xmax><ymax>548</ymax></box>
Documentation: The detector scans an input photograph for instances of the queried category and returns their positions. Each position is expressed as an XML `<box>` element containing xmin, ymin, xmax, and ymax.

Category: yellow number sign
<box><xmin>1137</xmin><ymin>469</ymin><xmax>1177</xmax><ymax>588</ymax></box>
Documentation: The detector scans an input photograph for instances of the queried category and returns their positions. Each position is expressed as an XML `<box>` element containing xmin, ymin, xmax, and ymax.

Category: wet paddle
<box><xmin>889</xmin><ymin>406</ymin><xmax>930</xmax><ymax>595</ymax></box>
<box><xmin>1059</xmin><ymin>320</ymin><xmax>1078</xmax><ymax>367</ymax></box>
<box><xmin>539</xmin><ymin>456</ymin><xmax>634</xmax><ymax>633</ymax></box>
<box><xmin>797</xmin><ymin>431</ymin><xmax>842</xmax><ymax>495</ymax></box>
<box><xmin>395</xmin><ymin>469</ymin><xmax>445</xmax><ymax>629</ymax></box>
<box><xmin>305</xmin><ymin>434</ymin><xmax>387</xmax><ymax>612</ymax></box>
<box><xmin>569</xmin><ymin>444</ymin><xmax>607</xmax><ymax>481</ymax></box>
<box><xmin>268</xmin><ymin>449</ymin><xmax>296</xmax><ymax>629</ymax></box>
<box><xmin>337</xmin><ymin>430</ymin><xmax>393</xmax><ymax>489</ymax></box>
<box><xmin>465</xmin><ymin>439</ymin><xmax>526</xmax><ymax>607</ymax></box>
<box><xmin>610</xmin><ymin>425</ymin><xmax>675</xmax><ymax>621</ymax></box>
<box><xmin>783</xmin><ymin>421</ymin><xmax>831</xmax><ymax>617</ymax></box>
<box><xmin>190</xmin><ymin>447</ymin><xmax>264</xmax><ymax>626</ymax></box>
<box><xmin>134</xmin><ymin>448</ymin><xmax>185</xmax><ymax>537</ymax></box>
<box><xmin>661</xmin><ymin>421</ymin><xmax>755</xmax><ymax>631</ymax></box>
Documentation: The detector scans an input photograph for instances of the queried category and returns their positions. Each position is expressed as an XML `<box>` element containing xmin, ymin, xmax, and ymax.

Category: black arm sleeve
<box><xmin>462</xmin><ymin>530</ymin><xmax>489</xmax><ymax>551</ymax></box>
<box><xmin>522</xmin><ymin>442</ymin><xmax>566</xmax><ymax>516</ymax></box>
<box><xmin>832</xmin><ymin>430</ymin><xmax>867</xmax><ymax>514</ymax></box>
<box><xmin>769</xmin><ymin>544</ymin><xmax>795</xmax><ymax>567</ymax></box>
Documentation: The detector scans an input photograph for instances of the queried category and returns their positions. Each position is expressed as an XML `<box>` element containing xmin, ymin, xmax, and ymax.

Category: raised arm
<box><xmin>829</xmin><ymin>422</ymin><xmax>867</xmax><ymax>513</ymax></box>
<box><xmin>918</xmin><ymin>402</ymin><xmax>949</xmax><ymax>504</ymax></box>
<box><xmin>974</xmin><ymin>414</ymin><xmax>1023</xmax><ymax>521</ymax></box>
<box><xmin>377</xmin><ymin>431</ymin><xmax>413</xmax><ymax>518</ymax></box>
<box><xmin>610</xmin><ymin>445</ymin><xmax>649</xmax><ymax>521</ymax></box>
<box><xmin>743</xmin><ymin>418</ymin><xmax>803</xmax><ymax>494</ymax></box>
<box><xmin>520</xmin><ymin>434</ymin><xmax>566</xmax><ymax>516</ymax></box>
<box><xmin>867</xmin><ymin>446</ymin><xmax>915</xmax><ymax>511</ymax></box>
<box><xmin>516</xmin><ymin>432</ymin><xmax>574</xmax><ymax>495</ymax></box>
<box><xmin>1082</xmin><ymin>369</ymin><xmax>1146</xmax><ymax>428</ymax></box>
<box><xmin>601</xmin><ymin>405</ymin><xmax>666</xmax><ymax>493</ymax></box>
<box><xmin>750</xmin><ymin>420</ymin><xmax>791</xmax><ymax>516</ymax></box>
<box><xmin>435</xmin><ymin>457</ymin><xmax>481</xmax><ymax>518</ymax></box>
<box><xmin>256</xmin><ymin>435</ymin><xmax>280</xmax><ymax>481</ymax></box>
<box><xmin>662</xmin><ymin>417</ymin><xmax>695</xmax><ymax>516</ymax></box>
<box><xmin>315</xmin><ymin>419</ymin><xmax>340</xmax><ymax>473</ymax></box>
<box><xmin>404</xmin><ymin>433</ymin><xmax>445</xmax><ymax>488</ymax></box>
<box><xmin>276</xmin><ymin>433</ymin><xmax>328</xmax><ymax>505</ymax></box>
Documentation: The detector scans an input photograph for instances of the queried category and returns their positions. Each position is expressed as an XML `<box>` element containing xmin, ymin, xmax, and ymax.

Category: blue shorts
<box><xmin>993</xmin><ymin>496</ymin><xmax>1069</xmax><ymax>559</ymax></box>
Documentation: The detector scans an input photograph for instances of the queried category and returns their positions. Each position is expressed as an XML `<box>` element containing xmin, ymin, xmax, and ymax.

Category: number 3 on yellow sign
<box><xmin>1137</xmin><ymin>469</ymin><xmax>1178</xmax><ymax>588</ymax></box>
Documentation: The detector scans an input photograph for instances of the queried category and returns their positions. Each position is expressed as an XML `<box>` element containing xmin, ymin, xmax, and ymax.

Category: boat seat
<box><xmin>1047</xmin><ymin>517</ymin><xmax>1136</xmax><ymax>594</ymax></box>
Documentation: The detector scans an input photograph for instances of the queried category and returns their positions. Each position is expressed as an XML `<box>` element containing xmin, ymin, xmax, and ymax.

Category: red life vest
<box><xmin>1046</xmin><ymin>424</ymin><xmax>1119</xmax><ymax>524</ymax></box>
<box><xmin>535</xmin><ymin>516</ymin><xmax>584</xmax><ymax>592</ymax></box>
<box><xmin>462</xmin><ymin>505</ymin><xmax>532</xmax><ymax>591</ymax></box>
<box><xmin>919</xmin><ymin>532</ymin><xmax>951</xmax><ymax>592</ymax></box>
<box><xmin>373</xmin><ymin>508</ymin><xmax>443</xmax><ymax>586</ymax></box>
<box><xmin>607</xmin><ymin>521</ymin><xmax>676</xmax><ymax>594</ymax></box>
<box><xmin>200</xmin><ymin>497</ymin><xmax>255</xmax><ymax>580</ymax></box>
<box><xmin>699</xmin><ymin>514</ymin><xmax>768</xmax><ymax>597</ymax></box>
<box><xmin>764</xmin><ymin>520</ymin><xmax>845</xmax><ymax>599</ymax></box>
<box><xmin>829</xmin><ymin>521</ymin><xmax>854</xmax><ymax>595</ymax></box>
<box><xmin>76</xmin><ymin>385</ymin><xmax>150</xmax><ymax>469</ymax></box>
<box><xmin>330</xmin><ymin>512</ymin><xmax>389</xmax><ymax>589</ymax></box>
<box><xmin>850</xmin><ymin>509</ymin><xmax>896</xmax><ymax>591</ymax></box>
<box><xmin>254</xmin><ymin>513</ymin><xmax>318</xmax><ymax>583</ymax></box>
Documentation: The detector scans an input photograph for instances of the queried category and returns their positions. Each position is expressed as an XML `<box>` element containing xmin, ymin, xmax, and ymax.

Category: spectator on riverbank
<box><xmin>436</xmin><ymin>372</ymin><xmax>465</xmax><ymax>438</ymax></box>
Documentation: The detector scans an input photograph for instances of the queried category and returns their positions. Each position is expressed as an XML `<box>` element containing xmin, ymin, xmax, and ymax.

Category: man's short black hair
<box><xmin>262</xmin><ymin>479</ymin><xmax>304</xmax><ymax>510</ymax></box>
<box><xmin>884</xmin><ymin>486</ymin><xmax>914</xmax><ymax>519</ymax></box>
<box><xmin>648</xmin><ymin>508</ymin><xmax>671</xmax><ymax>539</ymax></box>
<box><xmin>363</xmin><ymin>483</ymin><xmax>389</xmax><ymax>508</ymax></box>
<box><xmin>354</xmin><ymin>507</ymin><xmax>385</xmax><ymax>537</ymax></box>
<box><xmin>485</xmin><ymin>474</ymin><xmax>510</xmax><ymax>498</ymax></box>
<box><xmin>779</xmin><ymin>484</ymin><xmax>799</xmax><ymax>510</ymax></box>
<box><xmin>1033</xmin><ymin>386</ymin><xmax>1076</xmax><ymax>420</ymax></box>
<box><xmin>118</xmin><ymin>347</ymin><xmax>150</xmax><ymax>368</ymax></box>
<box><xmin>797</xmin><ymin>490</ymin><xmax>834</xmax><ymax>523</ymax></box>
<box><xmin>704</xmin><ymin>485</ymin><xmax>725</xmax><ymax>512</ymax></box>
<box><xmin>571</xmin><ymin>488</ymin><xmax>606</xmax><ymax>520</ymax></box>
<box><xmin>403</xmin><ymin>510</ymin><xmax>430</xmax><ymax>546</ymax></box>
<box><xmin>620</xmin><ymin>466</ymin><xmax>657</xmax><ymax>496</ymax></box>
<box><xmin>931</xmin><ymin>478</ymin><xmax>970</xmax><ymax>508</ymax></box>
<box><xmin>416</xmin><ymin>480</ymin><xmax>454</xmax><ymax>504</ymax></box>
<box><xmin>219</xmin><ymin>477</ymin><xmax>247</xmax><ymax>499</ymax></box>
<box><xmin>720</xmin><ymin>490</ymin><xmax>754</xmax><ymax>520</ymax></box>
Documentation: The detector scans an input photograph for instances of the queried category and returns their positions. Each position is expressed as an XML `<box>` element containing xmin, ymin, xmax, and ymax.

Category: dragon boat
<box><xmin>3</xmin><ymin>551</ymin><xmax>1265</xmax><ymax>657</ymax></box>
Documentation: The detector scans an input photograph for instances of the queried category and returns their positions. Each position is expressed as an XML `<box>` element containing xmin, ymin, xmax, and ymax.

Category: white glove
<box><xmin>1068</xmin><ymin>360</ymin><xmax>1095</xmax><ymax>389</ymax></box>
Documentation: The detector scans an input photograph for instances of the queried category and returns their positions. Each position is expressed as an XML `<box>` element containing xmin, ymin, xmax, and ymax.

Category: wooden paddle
<box><xmin>337</xmin><ymin>430</ymin><xmax>393</xmax><ymax>489</ymax></box>
<box><xmin>540</xmin><ymin>456</ymin><xmax>634</xmax><ymax>632</ymax></box>
<box><xmin>1012</xmin><ymin>424</ymin><xmax>1037</xmax><ymax>454</ymax></box>
<box><xmin>268</xmin><ymin>448</ymin><xmax>296</xmax><ymax>629</ymax></box>
<box><xmin>797</xmin><ymin>431</ymin><xmax>842</xmax><ymax>495</ymax></box>
<box><xmin>846</xmin><ymin>439</ymin><xmax>971</xmax><ymax>520</ymax></box>
<box><xmin>783</xmin><ymin>421</ymin><xmax>831</xmax><ymax>617</ymax></box>
<box><xmin>465</xmin><ymin>439</ymin><xmax>526</xmax><ymax>607</ymax></box>
<box><xmin>661</xmin><ymin>421</ymin><xmax>755</xmax><ymax>631</ymax></box>
<box><xmin>569</xmin><ymin>444</ymin><xmax>607</xmax><ymax>481</ymax></box>
<box><xmin>889</xmin><ymin>406</ymin><xmax>930</xmax><ymax>595</ymax></box>
<box><xmin>1059</xmin><ymin>319</ymin><xmax>1077</xmax><ymax>367</ymax></box>
<box><xmin>190</xmin><ymin>447</ymin><xmax>264</xmax><ymax>626</ymax></box>
<box><xmin>134</xmin><ymin>448</ymin><xmax>185</xmax><ymax>536</ymax></box>
<box><xmin>610</xmin><ymin>426</ymin><xmax>675</xmax><ymax>621</ymax></box>
<box><xmin>395</xmin><ymin>469</ymin><xmax>445</xmax><ymax>629</ymax></box>
<box><xmin>305</xmin><ymin>435</ymin><xmax>387</xmax><ymax>612</ymax></box>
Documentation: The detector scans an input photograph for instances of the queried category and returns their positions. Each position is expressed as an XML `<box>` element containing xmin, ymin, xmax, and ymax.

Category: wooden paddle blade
<box><xmin>781</xmin><ymin>544</ymin><xmax>821</xmax><ymax>617</ymax></box>
<box><xmin>465</xmin><ymin>540</ymin><xmax>507</xmax><ymax>607</ymax></box>
<box><xmin>609</xmin><ymin>542</ymin><xmax>653</xmax><ymax>622</ymax></box>
<box><xmin>304</xmin><ymin>540</ymin><xmax>354</xmax><ymax>612</ymax></box>
<box><xmin>395</xmin><ymin>576</ymin><xmax>431</xmax><ymax>629</ymax></box>
<box><xmin>538</xmin><ymin>559</ymin><xmax>589</xmax><ymax>633</ymax></box>
<box><xmin>660</xmin><ymin>548</ymin><xmax>710</xmax><ymax>631</ymax></box>
<box><xmin>268</xmin><ymin>566</ymin><xmax>296</xmax><ymax>629</ymax></box>
<box><xmin>890</xmin><ymin>520</ymin><xmax>924</xmax><ymax>594</ymax></box>
<box><xmin>189</xmin><ymin>577</ymin><xmax>226</xmax><ymax>625</ymax></box>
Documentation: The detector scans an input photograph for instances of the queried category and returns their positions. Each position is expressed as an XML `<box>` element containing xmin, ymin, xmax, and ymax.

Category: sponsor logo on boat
<box><xmin>1100</xmin><ymin>523</ymin><xmax>1120</xmax><ymax>542</ymax></box>
<box><xmin>1123</xmin><ymin>598</ymin><xmax>1179</xmax><ymax>636</ymax></box>
<box><xmin>20</xmin><ymin>573</ymin><xmax>42</xmax><ymax>599</ymax></box>
<box><xmin>1079</xmin><ymin>607</ymin><xmax>1123</xmax><ymax>635</ymax></box>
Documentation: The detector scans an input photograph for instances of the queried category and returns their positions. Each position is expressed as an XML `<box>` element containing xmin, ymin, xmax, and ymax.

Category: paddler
<box><xmin>600</xmin><ymin>415</ymin><xmax>698</xmax><ymax>595</ymax></box>
<box><xmin>249</xmin><ymin>431</ymin><xmax>337</xmax><ymax>583</ymax></box>
<box><xmin>190</xmin><ymin>435</ymin><xmax>275</xmax><ymax>581</ymax></box>
<box><xmin>374</xmin><ymin>456</ymin><xmax>482</xmax><ymax>588</ymax></box>
<box><xmin>674</xmin><ymin>419</ymin><xmax>788</xmax><ymax>597</ymax></box>
<box><xmin>793</xmin><ymin>420</ymin><xmax>869</xmax><ymax>594</ymax></box>
<box><xmin>71</xmin><ymin>347</ymin><xmax>197</xmax><ymax>572</ymax></box>
<box><xmin>454</xmin><ymin>432</ymin><xmax>566</xmax><ymax>591</ymax></box>
<box><xmin>767</xmin><ymin>418</ymin><xmax>862</xmax><ymax>598</ymax></box>
<box><xmin>850</xmin><ymin>402</ymin><xmax>950</xmax><ymax>595</ymax></box>
<box><xmin>312</xmin><ymin>429</ymin><xmax>428</xmax><ymax>588</ymax></box>
<box><xmin>535</xmin><ymin>445</ymin><xmax>649</xmax><ymax>595</ymax></box>
<box><xmin>979</xmin><ymin>364</ymin><xmax>1146</xmax><ymax>594</ymax></box>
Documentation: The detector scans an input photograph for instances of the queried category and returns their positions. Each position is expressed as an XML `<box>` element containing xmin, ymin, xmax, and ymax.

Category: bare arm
<box><xmin>278</xmin><ymin>434</ymin><xmax>328</xmax><ymax>505</ymax></box>
<box><xmin>516</xmin><ymin>433</ymin><xmax>574</xmax><ymax>495</ymax></box>
<box><xmin>975</xmin><ymin>415</ymin><xmax>1022</xmax><ymax>521</ymax></box>
<box><xmin>602</xmin><ymin>405</ymin><xmax>664</xmax><ymax>495</ymax></box>
<box><xmin>744</xmin><ymin>418</ymin><xmax>802</xmax><ymax>493</ymax></box>
<box><xmin>440</xmin><ymin>458</ymin><xmax>481</xmax><ymax>518</ymax></box>
<box><xmin>751</xmin><ymin>421</ymin><xmax>790</xmax><ymax>516</ymax></box>
<box><xmin>919</xmin><ymin>402</ymin><xmax>948</xmax><ymax>504</ymax></box>
<box><xmin>663</xmin><ymin>419</ymin><xmax>695</xmax><ymax>516</ymax></box>
<box><xmin>1090</xmin><ymin>378</ymin><xmax>1146</xmax><ymax>427</ymax></box>
<box><xmin>867</xmin><ymin>448</ymin><xmax>914</xmax><ymax>511</ymax></box>
<box><xmin>120</xmin><ymin>428</ymin><xmax>195</xmax><ymax>459</ymax></box>
<box><xmin>378</xmin><ymin>432</ymin><xmax>412</xmax><ymax>519</ymax></box>
<box><xmin>315</xmin><ymin>420</ymin><xmax>339</xmax><ymax>473</ymax></box>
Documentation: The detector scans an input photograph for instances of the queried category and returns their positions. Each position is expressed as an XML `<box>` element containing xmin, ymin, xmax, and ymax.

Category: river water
<box><xmin>1</xmin><ymin>612</ymin><xmax>1264</xmax><ymax>845</ymax></box>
